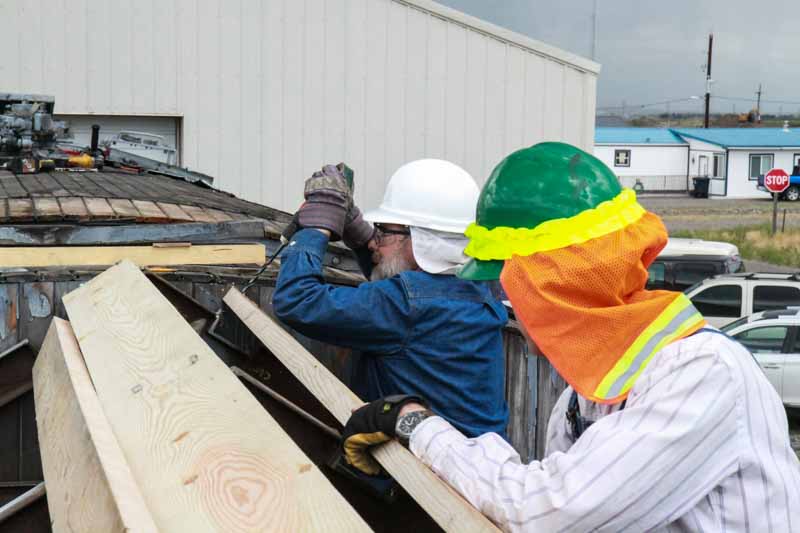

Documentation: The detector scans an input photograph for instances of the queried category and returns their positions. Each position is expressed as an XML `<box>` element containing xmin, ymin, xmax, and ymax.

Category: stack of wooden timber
<box><xmin>34</xmin><ymin>261</ymin><xmax>369</xmax><ymax>532</ymax></box>
<box><xmin>32</xmin><ymin>260</ymin><xmax>499</xmax><ymax>532</ymax></box>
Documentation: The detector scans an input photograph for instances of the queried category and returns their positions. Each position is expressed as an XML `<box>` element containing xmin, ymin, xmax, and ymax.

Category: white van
<box><xmin>647</xmin><ymin>238</ymin><xmax>743</xmax><ymax>291</ymax></box>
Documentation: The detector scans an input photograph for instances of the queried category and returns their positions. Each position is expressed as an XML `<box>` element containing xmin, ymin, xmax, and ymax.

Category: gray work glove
<box><xmin>297</xmin><ymin>164</ymin><xmax>352</xmax><ymax>241</ymax></box>
<box><xmin>343</xmin><ymin>206</ymin><xmax>375</xmax><ymax>250</ymax></box>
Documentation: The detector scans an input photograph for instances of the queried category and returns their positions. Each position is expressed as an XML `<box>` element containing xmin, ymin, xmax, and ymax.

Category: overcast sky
<box><xmin>438</xmin><ymin>0</ymin><xmax>800</xmax><ymax>115</ymax></box>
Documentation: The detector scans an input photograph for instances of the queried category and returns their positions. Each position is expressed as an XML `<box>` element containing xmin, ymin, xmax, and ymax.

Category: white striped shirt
<box><xmin>410</xmin><ymin>330</ymin><xmax>800</xmax><ymax>532</ymax></box>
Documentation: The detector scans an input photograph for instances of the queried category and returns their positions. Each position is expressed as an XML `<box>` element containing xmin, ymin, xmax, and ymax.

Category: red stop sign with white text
<box><xmin>764</xmin><ymin>168</ymin><xmax>790</xmax><ymax>193</ymax></box>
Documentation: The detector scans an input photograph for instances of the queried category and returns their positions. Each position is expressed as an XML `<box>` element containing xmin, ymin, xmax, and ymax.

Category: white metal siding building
<box><xmin>1</xmin><ymin>0</ymin><xmax>599</xmax><ymax>212</ymax></box>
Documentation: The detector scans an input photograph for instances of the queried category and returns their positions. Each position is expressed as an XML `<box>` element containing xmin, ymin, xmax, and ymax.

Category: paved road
<box><xmin>639</xmin><ymin>195</ymin><xmax>800</xmax><ymax>232</ymax></box>
<box><xmin>791</xmin><ymin>419</ymin><xmax>800</xmax><ymax>459</ymax></box>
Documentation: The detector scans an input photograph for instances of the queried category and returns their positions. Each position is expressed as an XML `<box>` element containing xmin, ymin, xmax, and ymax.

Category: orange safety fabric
<box><xmin>500</xmin><ymin>212</ymin><xmax>706</xmax><ymax>404</ymax></box>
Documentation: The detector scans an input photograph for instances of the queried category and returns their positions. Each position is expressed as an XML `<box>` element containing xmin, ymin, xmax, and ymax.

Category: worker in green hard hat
<box><xmin>342</xmin><ymin>142</ymin><xmax>799</xmax><ymax>531</ymax></box>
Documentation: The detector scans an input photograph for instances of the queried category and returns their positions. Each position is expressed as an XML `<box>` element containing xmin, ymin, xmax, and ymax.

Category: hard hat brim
<box><xmin>363</xmin><ymin>206</ymin><xmax>471</xmax><ymax>234</ymax></box>
<box><xmin>456</xmin><ymin>258</ymin><xmax>505</xmax><ymax>281</ymax></box>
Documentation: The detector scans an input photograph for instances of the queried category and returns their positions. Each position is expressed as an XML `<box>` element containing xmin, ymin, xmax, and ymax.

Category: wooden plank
<box><xmin>33</xmin><ymin>318</ymin><xmax>158</xmax><ymax>532</ymax></box>
<box><xmin>64</xmin><ymin>261</ymin><xmax>370</xmax><ymax>532</ymax></box>
<box><xmin>223</xmin><ymin>288</ymin><xmax>500</xmax><ymax>533</ymax></box>
<box><xmin>0</xmin><ymin>176</ymin><xmax>28</xmax><ymax>197</ymax></box>
<box><xmin>131</xmin><ymin>200</ymin><xmax>168</xmax><ymax>222</ymax></box>
<box><xmin>536</xmin><ymin>356</ymin><xmax>566</xmax><ymax>460</ymax></box>
<box><xmin>0</xmin><ymin>244</ymin><xmax>266</xmax><ymax>268</ymax></box>
<box><xmin>108</xmin><ymin>198</ymin><xmax>141</xmax><ymax>218</ymax></box>
<box><xmin>504</xmin><ymin>329</ymin><xmax>530</xmax><ymax>461</ymax></box>
<box><xmin>37</xmin><ymin>173</ymin><xmax>70</xmax><ymax>196</ymax></box>
<box><xmin>32</xmin><ymin>197</ymin><xmax>62</xmax><ymax>221</ymax></box>
<box><xmin>7</xmin><ymin>199</ymin><xmax>34</xmax><ymax>220</ymax></box>
<box><xmin>17</xmin><ymin>175</ymin><xmax>47</xmax><ymax>196</ymax></box>
<box><xmin>179</xmin><ymin>204</ymin><xmax>217</xmax><ymax>223</ymax></box>
<box><xmin>205</xmin><ymin>208</ymin><xmax>234</xmax><ymax>222</ymax></box>
<box><xmin>155</xmin><ymin>202</ymin><xmax>195</xmax><ymax>222</ymax></box>
<box><xmin>84</xmin><ymin>197</ymin><xmax>117</xmax><ymax>218</ymax></box>
<box><xmin>58</xmin><ymin>196</ymin><xmax>90</xmax><ymax>219</ymax></box>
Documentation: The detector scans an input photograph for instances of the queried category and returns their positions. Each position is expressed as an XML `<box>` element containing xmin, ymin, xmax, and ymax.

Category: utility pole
<box><xmin>704</xmin><ymin>33</ymin><xmax>713</xmax><ymax>128</ymax></box>
<box><xmin>756</xmin><ymin>84</ymin><xmax>762</xmax><ymax>124</ymax></box>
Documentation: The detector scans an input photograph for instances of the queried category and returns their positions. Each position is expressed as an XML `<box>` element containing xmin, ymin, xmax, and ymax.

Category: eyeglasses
<box><xmin>374</xmin><ymin>223</ymin><xmax>410</xmax><ymax>245</ymax></box>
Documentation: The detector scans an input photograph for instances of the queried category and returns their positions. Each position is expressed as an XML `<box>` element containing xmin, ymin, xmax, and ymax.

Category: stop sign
<box><xmin>764</xmin><ymin>168</ymin><xmax>790</xmax><ymax>193</ymax></box>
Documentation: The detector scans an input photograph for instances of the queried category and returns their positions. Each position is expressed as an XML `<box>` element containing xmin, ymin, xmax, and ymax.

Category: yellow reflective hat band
<box><xmin>463</xmin><ymin>189</ymin><xmax>646</xmax><ymax>260</ymax></box>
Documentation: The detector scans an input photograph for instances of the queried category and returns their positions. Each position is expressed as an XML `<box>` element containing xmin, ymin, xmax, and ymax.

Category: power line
<box><xmin>714</xmin><ymin>95</ymin><xmax>800</xmax><ymax>105</ymax></box>
<box><xmin>597</xmin><ymin>95</ymin><xmax>800</xmax><ymax>113</ymax></box>
<box><xmin>596</xmin><ymin>97</ymin><xmax>703</xmax><ymax>111</ymax></box>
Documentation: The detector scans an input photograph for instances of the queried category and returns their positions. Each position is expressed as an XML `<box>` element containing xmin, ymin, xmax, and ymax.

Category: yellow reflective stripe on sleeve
<box><xmin>594</xmin><ymin>295</ymin><xmax>706</xmax><ymax>400</ymax></box>
<box><xmin>463</xmin><ymin>188</ymin><xmax>645</xmax><ymax>261</ymax></box>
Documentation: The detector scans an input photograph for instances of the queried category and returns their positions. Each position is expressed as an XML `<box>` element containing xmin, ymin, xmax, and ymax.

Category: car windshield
<box><xmin>721</xmin><ymin>316</ymin><xmax>749</xmax><ymax>332</ymax></box>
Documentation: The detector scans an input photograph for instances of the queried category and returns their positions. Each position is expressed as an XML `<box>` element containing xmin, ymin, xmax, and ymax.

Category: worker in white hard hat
<box><xmin>272</xmin><ymin>160</ymin><xmax>509</xmax><ymax>441</ymax></box>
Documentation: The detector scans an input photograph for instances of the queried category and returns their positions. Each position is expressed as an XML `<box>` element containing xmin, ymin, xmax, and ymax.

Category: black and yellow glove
<box><xmin>341</xmin><ymin>395</ymin><xmax>426</xmax><ymax>476</ymax></box>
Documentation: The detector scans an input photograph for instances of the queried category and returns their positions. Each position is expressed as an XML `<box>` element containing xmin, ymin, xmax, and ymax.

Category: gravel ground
<box><xmin>638</xmin><ymin>195</ymin><xmax>800</xmax><ymax>232</ymax></box>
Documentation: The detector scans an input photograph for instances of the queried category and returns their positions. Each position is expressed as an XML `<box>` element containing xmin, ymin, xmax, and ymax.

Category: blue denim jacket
<box><xmin>273</xmin><ymin>229</ymin><xmax>509</xmax><ymax>438</ymax></box>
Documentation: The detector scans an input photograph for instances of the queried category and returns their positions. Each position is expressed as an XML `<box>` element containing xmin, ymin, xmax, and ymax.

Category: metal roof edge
<box><xmin>724</xmin><ymin>145</ymin><xmax>800</xmax><ymax>150</ymax></box>
<box><xmin>669</xmin><ymin>129</ymin><xmax>728</xmax><ymax>148</ymax></box>
<box><xmin>396</xmin><ymin>0</ymin><xmax>601</xmax><ymax>74</ymax></box>
<box><xmin>595</xmin><ymin>142</ymin><xmax>688</xmax><ymax>147</ymax></box>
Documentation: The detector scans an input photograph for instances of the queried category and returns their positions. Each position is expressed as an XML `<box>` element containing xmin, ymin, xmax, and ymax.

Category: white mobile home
<box><xmin>2</xmin><ymin>0</ymin><xmax>599</xmax><ymax>212</ymax></box>
<box><xmin>672</xmin><ymin>128</ymin><xmax>800</xmax><ymax>198</ymax></box>
<box><xmin>596</xmin><ymin>127</ymin><xmax>800</xmax><ymax>198</ymax></box>
<box><xmin>594</xmin><ymin>128</ymin><xmax>689</xmax><ymax>192</ymax></box>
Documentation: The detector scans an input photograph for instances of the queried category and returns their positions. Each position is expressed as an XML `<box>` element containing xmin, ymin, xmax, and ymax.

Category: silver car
<box><xmin>723</xmin><ymin>307</ymin><xmax>800</xmax><ymax>411</ymax></box>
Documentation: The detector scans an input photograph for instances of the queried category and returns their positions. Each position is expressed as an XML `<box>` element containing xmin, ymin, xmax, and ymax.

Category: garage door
<box><xmin>54</xmin><ymin>114</ymin><xmax>180</xmax><ymax>158</ymax></box>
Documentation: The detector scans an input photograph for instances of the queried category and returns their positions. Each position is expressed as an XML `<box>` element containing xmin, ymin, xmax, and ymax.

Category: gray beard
<box><xmin>370</xmin><ymin>253</ymin><xmax>414</xmax><ymax>281</ymax></box>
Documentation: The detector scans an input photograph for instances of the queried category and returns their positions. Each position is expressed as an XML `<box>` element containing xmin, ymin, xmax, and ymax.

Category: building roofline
<box><xmin>670</xmin><ymin>128</ymin><xmax>800</xmax><ymax>149</ymax></box>
<box><xmin>669</xmin><ymin>130</ymin><xmax>727</xmax><ymax>148</ymax></box>
<box><xmin>595</xmin><ymin>142</ymin><xmax>688</xmax><ymax>147</ymax></box>
<box><xmin>399</xmin><ymin>0</ymin><xmax>600</xmax><ymax>74</ymax></box>
<box><xmin>725</xmin><ymin>146</ymin><xmax>800</xmax><ymax>150</ymax></box>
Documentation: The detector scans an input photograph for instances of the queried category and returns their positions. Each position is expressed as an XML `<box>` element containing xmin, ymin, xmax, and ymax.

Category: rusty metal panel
<box><xmin>18</xmin><ymin>283</ymin><xmax>54</xmax><ymax>353</ymax></box>
<box><xmin>0</xmin><ymin>285</ymin><xmax>19</xmax><ymax>353</ymax></box>
<box><xmin>53</xmin><ymin>281</ymin><xmax>82</xmax><ymax>319</ymax></box>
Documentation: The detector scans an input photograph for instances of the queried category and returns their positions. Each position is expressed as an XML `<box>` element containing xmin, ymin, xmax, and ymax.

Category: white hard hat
<box><xmin>363</xmin><ymin>159</ymin><xmax>480</xmax><ymax>233</ymax></box>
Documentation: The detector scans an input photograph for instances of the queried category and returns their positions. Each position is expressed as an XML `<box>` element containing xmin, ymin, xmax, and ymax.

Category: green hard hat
<box><xmin>458</xmin><ymin>142</ymin><xmax>622</xmax><ymax>280</ymax></box>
